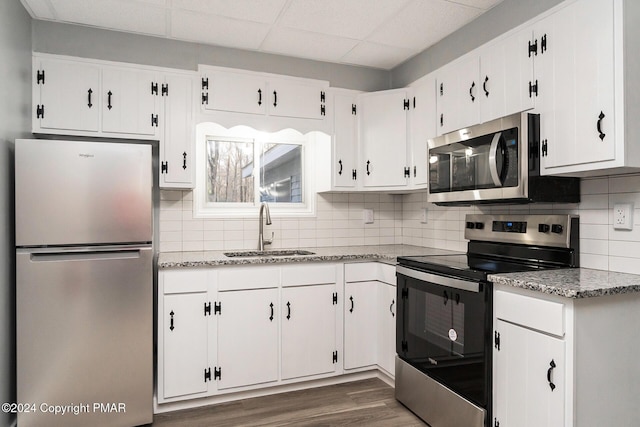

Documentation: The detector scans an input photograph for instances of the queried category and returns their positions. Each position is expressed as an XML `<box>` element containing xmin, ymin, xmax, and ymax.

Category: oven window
<box><xmin>397</xmin><ymin>274</ymin><xmax>489</xmax><ymax>407</ymax></box>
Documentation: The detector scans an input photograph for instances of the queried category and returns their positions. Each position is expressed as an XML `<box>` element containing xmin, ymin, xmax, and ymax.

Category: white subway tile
<box><xmin>609</xmin><ymin>174</ymin><xmax>640</xmax><ymax>193</ymax></box>
<box><xmin>581</xmin><ymin>177</ymin><xmax>609</xmax><ymax>195</ymax></box>
<box><xmin>609</xmin><ymin>256</ymin><xmax>640</xmax><ymax>274</ymax></box>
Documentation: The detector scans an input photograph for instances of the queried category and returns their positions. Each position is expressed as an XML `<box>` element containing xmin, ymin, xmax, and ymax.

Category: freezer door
<box><xmin>15</xmin><ymin>139</ymin><xmax>152</xmax><ymax>246</ymax></box>
<box><xmin>16</xmin><ymin>246</ymin><xmax>153</xmax><ymax>427</ymax></box>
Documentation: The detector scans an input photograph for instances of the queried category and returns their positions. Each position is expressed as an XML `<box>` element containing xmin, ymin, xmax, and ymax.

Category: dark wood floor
<box><xmin>152</xmin><ymin>378</ymin><xmax>425</xmax><ymax>426</ymax></box>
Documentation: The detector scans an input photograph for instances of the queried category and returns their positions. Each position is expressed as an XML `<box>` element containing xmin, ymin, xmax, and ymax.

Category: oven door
<box><xmin>396</xmin><ymin>266</ymin><xmax>491</xmax><ymax>408</ymax></box>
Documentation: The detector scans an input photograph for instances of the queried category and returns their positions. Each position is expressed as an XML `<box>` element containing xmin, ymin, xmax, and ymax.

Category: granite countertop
<box><xmin>488</xmin><ymin>268</ymin><xmax>640</xmax><ymax>299</ymax></box>
<box><xmin>157</xmin><ymin>244</ymin><xmax>460</xmax><ymax>269</ymax></box>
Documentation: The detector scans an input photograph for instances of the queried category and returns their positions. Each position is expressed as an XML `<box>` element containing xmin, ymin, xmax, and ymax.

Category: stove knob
<box><xmin>466</xmin><ymin>222</ymin><xmax>475</xmax><ymax>229</ymax></box>
<box><xmin>474</xmin><ymin>222</ymin><xmax>484</xmax><ymax>230</ymax></box>
<box><xmin>538</xmin><ymin>224</ymin><xmax>550</xmax><ymax>233</ymax></box>
<box><xmin>551</xmin><ymin>224</ymin><xmax>564</xmax><ymax>234</ymax></box>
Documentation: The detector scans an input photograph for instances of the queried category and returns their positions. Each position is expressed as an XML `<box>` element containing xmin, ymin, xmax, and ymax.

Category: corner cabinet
<box><xmin>493</xmin><ymin>283</ymin><xmax>640</xmax><ymax>427</ymax></box>
<box><xmin>538</xmin><ymin>0</ymin><xmax>640</xmax><ymax>175</ymax></box>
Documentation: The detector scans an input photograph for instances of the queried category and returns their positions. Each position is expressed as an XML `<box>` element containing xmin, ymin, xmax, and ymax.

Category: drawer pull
<box><xmin>547</xmin><ymin>359</ymin><xmax>557</xmax><ymax>391</ymax></box>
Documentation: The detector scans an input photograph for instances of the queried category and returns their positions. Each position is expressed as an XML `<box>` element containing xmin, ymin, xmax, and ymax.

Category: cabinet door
<box><xmin>160</xmin><ymin>73</ymin><xmax>194</xmax><ymax>188</ymax></box>
<box><xmin>377</xmin><ymin>282</ymin><xmax>396</xmax><ymax>376</ymax></box>
<box><xmin>203</xmin><ymin>71</ymin><xmax>267</xmax><ymax>115</ymax></box>
<box><xmin>333</xmin><ymin>93</ymin><xmax>358</xmax><ymax>188</ymax></box>
<box><xmin>344</xmin><ymin>281</ymin><xmax>378</xmax><ymax>369</ymax></box>
<box><xmin>102</xmin><ymin>67</ymin><xmax>158</xmax><ymax>136</ymax></box>
<box><xmin>162</xmin><ymin>292</ymin><xmax>209</xmax><ymax>399</ymax></box>
<box><xmin>494</xmin><ymin>319</ymin><xmax>565</xmax><ymax>427</ymax></box>
<box><xmin>409</xmin><ymin>79</ymin><xmax>436</xmax><ymax>187</ymax></box>
<box><xmin>269</xmin><ymin>79</ymin><xmax>326</xmax><ymax>120</ymax></box>
<box><xmin>281</xmin><ymin>284</ymin><xmax>337</xmax><ymax>380</ymax></box>
<box><xmin>217</xmin><ymin>289</ymin><xmax>279</xmax><ymax>390</ymax></box>
<box><xmin>359</xmin><ymin>89</ymin><xmax>408</xmax><ymax>188</ymax></box>
<box><xmin>436</xmin><ymin>56</ymin><xmax>480</xmax><ymax>135</ymax></box>
<box><xmin>35</xmin><ymin>58</ymin><xmax>101</xmax><ymax>133</ymax></box>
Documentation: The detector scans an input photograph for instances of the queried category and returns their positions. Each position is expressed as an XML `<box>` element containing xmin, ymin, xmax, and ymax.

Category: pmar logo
<box><xmin>93</xmin><ymin>403</ymin><xmax>126</xmax><ymax>413</ymax></box>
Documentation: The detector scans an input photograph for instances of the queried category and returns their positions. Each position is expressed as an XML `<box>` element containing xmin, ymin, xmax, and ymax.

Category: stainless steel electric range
<box><xmin>395</xmin><ymin>214</ymin><xmax>579</xmax><ymax>427</ymax></box>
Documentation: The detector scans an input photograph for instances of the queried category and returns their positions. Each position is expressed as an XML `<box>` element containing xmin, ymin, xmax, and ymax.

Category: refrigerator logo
<box><xmin>79</xmin><ymin>153</ymin><xmax>95</xmax><ymax>158</ymax></box>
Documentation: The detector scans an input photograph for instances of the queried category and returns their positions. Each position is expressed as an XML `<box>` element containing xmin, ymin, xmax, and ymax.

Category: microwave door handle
<box><xmin>488</xmin><ymin>132</ymin><xmax>503</xmax><ymax>187</ymax></box>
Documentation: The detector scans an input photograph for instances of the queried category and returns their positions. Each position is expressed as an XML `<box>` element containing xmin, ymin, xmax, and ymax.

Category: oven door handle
<box><xmin>488</xmin><ymin>132</ymin><xmax>504</xmax><ymax>187</ymax></box>
<box><xmin>396</xmin><ymin>266</ymin><xmax>480</xmax><ymax>293</ymax></box>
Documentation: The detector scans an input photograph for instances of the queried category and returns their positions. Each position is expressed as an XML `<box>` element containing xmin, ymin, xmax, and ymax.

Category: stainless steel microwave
<box><xmin>427</xmin><ymin>112</ymin><xmax>580</xmax><ymax>205</ymax></box>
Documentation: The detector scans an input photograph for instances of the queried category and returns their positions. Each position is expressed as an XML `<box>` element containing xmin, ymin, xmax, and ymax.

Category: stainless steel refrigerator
<box><xmin>15</xmin><ymin>139</ymin><xmax>153</xmax><ymax>427</ymax></box>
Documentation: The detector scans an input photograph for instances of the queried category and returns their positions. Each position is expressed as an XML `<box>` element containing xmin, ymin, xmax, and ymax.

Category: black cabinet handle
<box><xmin>169</xmin><ymin>310</ymin><xmax>175</xmax><ymax>331</ymax></box>
<box><xmin>597</xmin><ymin>111</ymin><xmax>606</xmax><ymax>141</ymax></box>
<box><xmin>349</xmin><ymin>296</ymin><xmax>354</xmax><ymax>313</ymax></box>
<box><xmin>182</xmin><ymin>152</ymin><xmax>187</xmax><ymax>170</ymax></box>
<box><xmin>455</xmin><ymin>293</ymin><xmax>460</xmax><ymax>305</ymax></box>
<box><xmin>469</xmin><ymin>81</ymin><xmax>476</xmax><ymax>102</ymax></box>
<box><xmin>366</xmin><ymin>160</ymin><xmax>371</xmax><ymax>176</ymax></box>
<box><xmin>390</xmin><ymin>299</ymin><xmax>395</xmax><ymax>317</ymax></box>
<box><xmin>258</xmin><ymin>89</ymin><xmax>262</xmax><ymax>106</ymax></box>
<box><xmin>440</xmin><ymin>113</ymin><xmax>444</xmax><ymax>127</ymax></box>
<box><xmin>107</xmin><ymin>90</ymin><xmax>113</xmax><ymax>110</ymax></box>
<box><xmin>443</xmin><ymin>290</ymin><xmax>449</xmax><ymax>305</ymax></box>
<box><xmin>273</xmin><ymin>90</ymin><xmax>277</xmax><ymax>107</ymax></box>
<box><xmin>269</xmin><ymin>302</ymin><xmax>274</xmax><ymax>322</ymax></box>
<box><xmin>413</xmin><ymin>165</ymin><xmax>416</xmax><ymax>178</ymax></box>
<box><xmin>547</xmin><ymin>359</ymin><xmax>557</xmax><ymax>391</ymax></box>
<box><xmin>88</xmin><ymin>88</ymin><xmax>93</xmax><ymax>108</ymax></box>
<box><xmin>286</xmin><ymin>301</ymin><xmax>291</xmax><ymax>320</ymax></box>
<box><xmin>483</xmin><ymin>76</ymin><xmax>489</xmax><ymax>97</ymax></box>
<box><xmin>338</xmin><ymin>159</ymin><xmax>343</xmax><ymax>175</ymax></box>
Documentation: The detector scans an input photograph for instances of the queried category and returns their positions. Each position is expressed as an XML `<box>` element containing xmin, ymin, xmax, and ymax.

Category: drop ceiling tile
<box><xmin>368</xmin><ymin>0</ymin><xmax>483</xmax><ymax>50</ymax></box>
<box><xmin>446</xmin><ymin>0</ymin><xmax>503</xmax><ymax>10</ymax></box>
<box><xmin>261</xmin><ymin>28</ymin><xmax>359</xmax><ymax>63</ymax></box>
<box><xmin>49</xmin><ymin>0</ymin><xmax>166</xmax><ymax>35</ymax></box>
<box><xmin>279</xmin><ymin>0</ymin><xmax>411</xmax><ymax>40</ymax></box>
<box><xmin>172</xmin><ymin>0</ymin><xmax>287</xmax><ymax>24</ymax></box>
<box><xmin>20</xmin><ymin>0</ymin><xmax>56</xmax><ymax>19</ymax></box>
<box><xmin>341</xmin><ymin>41</ymin><xmax>415</xmax><ymax>70</ymax></box>
<box><xmin>171</xmin><ymin>10</ymin><xmax>271</xmax><ymax>50</ymax></box>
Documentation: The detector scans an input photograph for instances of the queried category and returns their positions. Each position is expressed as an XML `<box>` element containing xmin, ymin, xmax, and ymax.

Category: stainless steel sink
<box><xmin>223</xmin><ymin>249</ymin><xmax>315</xmax><ymax>258</ymax></box>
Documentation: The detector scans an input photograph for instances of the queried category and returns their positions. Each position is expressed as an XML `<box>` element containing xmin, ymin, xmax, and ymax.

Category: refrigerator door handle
<box><xmin>30</xmin><ymin>249</ymin><xmax>142</xmax><ymax>262</ymax></box>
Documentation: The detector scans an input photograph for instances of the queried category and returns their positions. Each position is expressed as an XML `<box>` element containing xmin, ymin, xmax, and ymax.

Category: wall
<box><xmin>0</xmin><ymin>2</ymin><xmax>31</xmax><ymax>426</ymax></box>
<box><xmin>31</xmin><ymin>20</ymin><xmax>390</xmax><ymax>92</ymax></box>
<box><xmin>390</xmin><ymin>0</ymin><xmax>564</xmax><ymax>87</ymax></box>
<box><xmin>159</xmin><ymin>191</ymin><xmax>403</xmax><ymax>252</ymax></box>
<box><xmin>402</xmin><ymin>174</ymin><xmax>640</xmax><ymax>275</ymax></box>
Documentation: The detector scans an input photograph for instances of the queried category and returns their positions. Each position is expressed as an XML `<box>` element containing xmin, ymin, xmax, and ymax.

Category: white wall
<box><xmin>0</xmin><ymin>2</ymin><xmax>32</xmax><ymax>426</ymax></box>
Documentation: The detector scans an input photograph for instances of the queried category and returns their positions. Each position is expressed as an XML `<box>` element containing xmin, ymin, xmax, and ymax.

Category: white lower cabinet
<box><xmin>377</xmin><ymin>282</ymin><xmax>396</xmax><ymax>376</ymax></box>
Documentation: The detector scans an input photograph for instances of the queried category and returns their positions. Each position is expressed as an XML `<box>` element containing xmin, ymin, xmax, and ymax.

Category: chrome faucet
<box><xmin>258</xmin><ymin>202</ymin><xmax>274</xmax><ymax>251</ymax></box>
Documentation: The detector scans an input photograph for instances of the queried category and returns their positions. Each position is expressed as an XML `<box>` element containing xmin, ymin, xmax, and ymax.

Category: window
<box><xmin>195</xmin><ymin>123</ymin><xmax>323</xmax><ymax>218</ymax></box>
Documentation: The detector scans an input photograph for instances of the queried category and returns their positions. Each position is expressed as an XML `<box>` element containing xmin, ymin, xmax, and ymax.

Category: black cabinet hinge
<box><xmin>36</xmin><ymin>70</ymin><xmax>45</xmax><ymax>85</ymax></box>
<box><xmin>162</xmin><ymin>83</ymin><xmax>169</xmax><ymax>96</ymax></box>
<box><xmin>352</xmin><ymin>169</ymin><xmax>357</xmax><ymax>180</ymax></box>
<box><xmin>529</xmin><ymin>80</ymin><xmax>539</xmax><ymax>98</ymax></box>
<box><xmin>151</xmin><ymin>82</ymin><xmax>158</xmax><ymax>95</ymax></box>
<box><xmin>403</xmin><ymin>98</ymin><xmax>410</xmax><ymax>110</ymax></box>
<box><xmin>204</xmin><ymin>302</ymin><xmax>211</xmax><ymax>316</ymax></box>
<box><xmin>332</xmin><ymin>292</ymin><xmax>338</xmax><ymax>305</ymax></box>
<box><xmin>321</xmin><ymin>104</ymin><xmax>326</xmax><ymax>116</ymax></box>
<box><xmin>36</xmin><ymin>105</ymin><xmax>44</xmax><ymax>119</ymax></box>
<box><xmin>214</xmin><ymin>301</ymin><xmax>221</xmax><ymax>315</ymax></box>
<box><xmin>151</xmin><ymin>114</ymin><xmax>159</xmax><ymax>127</ymax></box>
<box><xmin>439</xmin><ymin>82</ymin><xmax>443</xmax><ymax>96</ymax></box>
<box><xmin>494</xmin><ymin>331</ymin><xmax>501</xmax><ymax>351</ymax></box>
<box><xmin>351</xmin><ymin>104</ymin><xmax>357</xmax><ymax>115</ymax></box>
<box><xmin>214</xmin><ymin>367</ymin><xmax>222</xmax><ymax>380</ymax></box>
<box><xmin>332</xmin><ymin>351</ymin><xmax>338</xmax><ymax>363</ymax></box>
<box><xmin>540</xmin><ymin>34</ymin><xmax>547</xmax><ymax>54</ymax></box>
<box><xmin>202</xmin><ymin>77</ymin><xmax>209</xmax><ymax>90</ymax></box>
<box><xmin>403</xmin><ymin>167</ymin><xmax>410</xmax><ymax>178</ymax></box>
<box><xmin>541</xmin><ymin>139</ymin><xmax>548</xmax><ymax>157</ymax></box>
<box><xmin>161</xmin><ymin>161</ymin><xmax>168</xmax><ymax>174</ymax></box>
<box><xmin>204</xmin><ymin>367</ymin><xmax>211</xmax><ymax>382</ymax></box>
<box><xmin>320</xmin><ymin>91</ymin><xmax>326</xmax><ymax>103</ymax></box>
<box><xmin>528</xmin><ymin>39</ymin><xmax>538</xmax><ymax>57</ymax></box>
<box><xmin>202</xmin><ymin>93</ymin><xmax>209</xmax><ymax>105</ymax></box>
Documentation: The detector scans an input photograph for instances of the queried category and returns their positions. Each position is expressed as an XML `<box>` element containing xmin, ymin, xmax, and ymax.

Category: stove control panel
<box><xmin>464</xmin><ymin>214</ymin><xmax>578</xmax><ymax>248</ymax></box>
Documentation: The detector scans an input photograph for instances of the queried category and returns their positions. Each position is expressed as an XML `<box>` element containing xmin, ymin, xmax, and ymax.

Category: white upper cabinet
<box><xmin>436</xmin><ymin>54</ymin><xmax>480</xmax><ymax>135</ymax></box>
<box><xmin>538</xmin><ymin>0</ymin><xmax>640</xmax><ymax>175</ymax></box>
<box><xmin>332</xmin><ymin>90</ymin><xmax>359</xmax><ymax>188</ymax></box>
<box><xmin>359</xmin><ymin>89</ymin><xmax>409</xmax><ymax>188</ymax></box>
<box><xmin>408</xmin><ymin>75</ymin><xmax>437</xmax><ymax>188</ymax></box>
<box><xmin>33</xmin><ymin>57</ymin><xmax>101</xmax><ymax>133</ymax></box>
<box><xmin>101</xmin><ymin>67</ymin><xmax>158</xmax><ymax>137</ymax></box>
<box><xmin>200</xmin><ymin>66</ymin><xmax>328</xmax><ymax>121</ymax></box>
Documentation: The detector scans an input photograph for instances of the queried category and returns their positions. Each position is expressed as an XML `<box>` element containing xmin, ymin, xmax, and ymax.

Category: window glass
<box><xmin>259</xmin><ymin>143</ymin><xmax>303</xmax><ymax>203</ymax></box>
<box><xmin>205</xmin><ymin>139</ymin><xmax>254</xmax><ymax>203</ymax></box>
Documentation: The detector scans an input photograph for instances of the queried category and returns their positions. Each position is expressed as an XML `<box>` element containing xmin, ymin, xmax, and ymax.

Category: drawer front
<box><xmin>281</xmin><ymin>264</ymin><xmax>337</xmax><ymax>286</ymax></box>
<box><xmin>495</xmin><ymin>290</ymin><xmax>565</xmax><ymax>337</ymax></box>
<box><xmin>162</xmin><ymin>269</ymin><xmax>209</xmax><ymax>294</ymax></box>
<box><xmin>217</xmin><ymin>266</ymin><xmax>280</xmax><ymax>291</ymax></box>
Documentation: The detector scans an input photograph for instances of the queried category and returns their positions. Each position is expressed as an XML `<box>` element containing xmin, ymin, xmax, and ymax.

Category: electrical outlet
<box><xmin>613</xmin><ymin>203</ymin><xmax>634</xmax><ymax>230</ymax></box>
<box><xmin>363</xmin><ymin>209</ymin><xmax>374</xmax><ymax>224</ymax></box>
<box><xmin>421</xmin><ymin>208</ymin><xmax>429</xmax><ymax>224</ymax></box>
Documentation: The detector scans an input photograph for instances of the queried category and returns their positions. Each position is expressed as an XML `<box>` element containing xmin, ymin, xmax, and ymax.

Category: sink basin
<box><xmin>223</xmin><ymin>250</ymin><xmax>315</xmax><ymax>258</ymax></box>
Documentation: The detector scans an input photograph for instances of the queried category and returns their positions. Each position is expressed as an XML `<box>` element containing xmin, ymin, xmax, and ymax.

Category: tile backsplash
<box><xmin>159</xmin><ymin>173</ymin><xmax>640</xmax><ymax>275</ymax></box>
